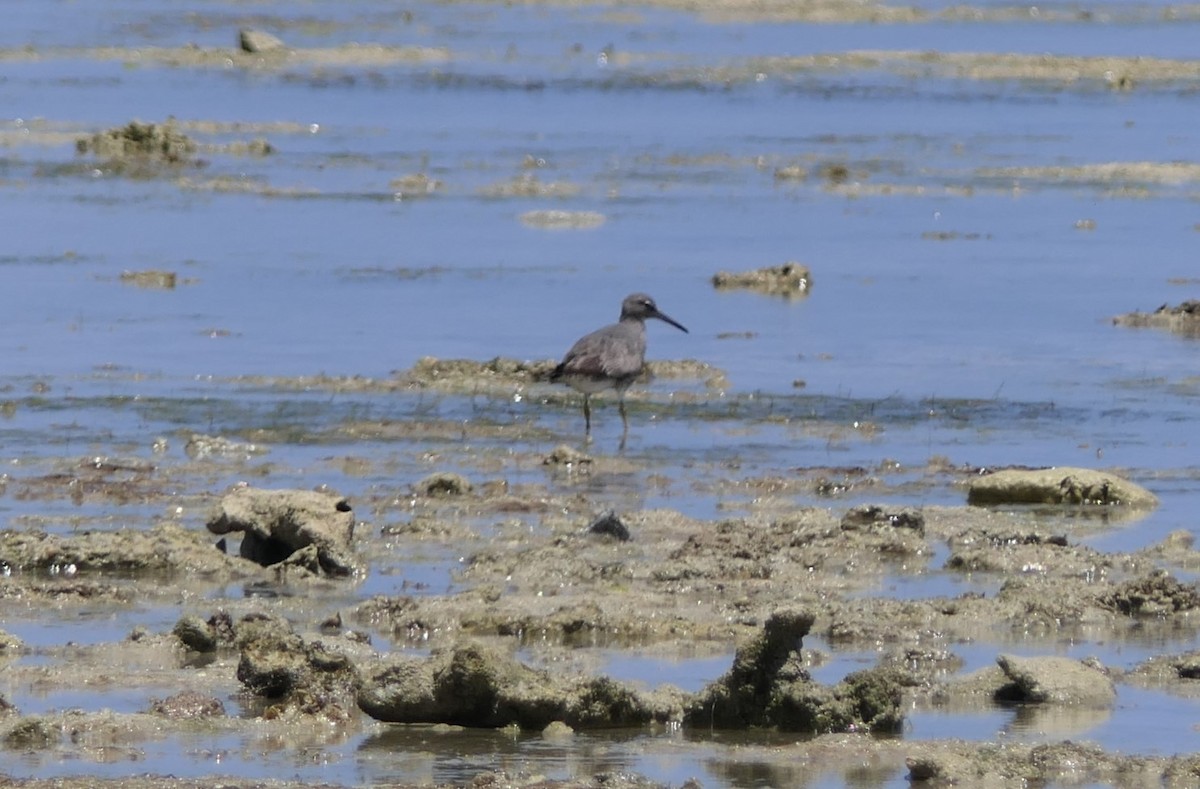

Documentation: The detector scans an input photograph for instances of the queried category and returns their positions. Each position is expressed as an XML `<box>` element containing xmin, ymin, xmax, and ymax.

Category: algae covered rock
<box><xmin>172</xmin><ymin>615</ymin><xmax>218</xmax><ymax>653</ymax></box>
<box><xmin>996</xmin><ymin>654</ymin><xmax>1115</xmax><ymax>708</ymax></box>
<box><xmin>148</xmin><ymin>690</ymin><xmax>226</xmax><ymax>719</ymax></box>
<box><xmin>357</xmin><ymin>642</ymin><xmax>670</xmax><ymax>729</ymax></box>
<box><xmin>414</xmin><ymin>472</ymin><xmax>472</xmax><ymax>497</ymax></box>
<box><xmin>685</xmin><ymin>609</ymin><xmax>904</xmax><ymax>733</ymax></box>
<box><xmin>206</xmin><ymin>486</ymin><xmax>359</xmax><ymax>576</ymax></box>
<box><xmin>232</xmin><ymin>612</ymin><xmax>361</xmax><ymax>720</ymax></box>
<box><xmin>76</xmin><ymin>119</ymin><xmax>200</xmax><ymax>169</ymax></box>
<box><xmin>1097</xmin><ymin>571</ymin><xmax>1200</xmax><ymax>617</ymax></box>
<box><xmin>967</xmin><ymin>467</ymin><xmax>1157</xmax><ymax>508</ymax></box>
<box><xmin>1113</xmin><ymin>300</ymin><xmax>1200</xmax><ymax>337</ymax></box>
<box><xmin>712</xmin><ymin>262</ymin><xmax>811</xmax><ymax>298</ymax></box>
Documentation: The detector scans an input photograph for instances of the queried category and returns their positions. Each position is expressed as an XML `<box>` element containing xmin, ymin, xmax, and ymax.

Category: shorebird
<box><xmin>551</xmin><ymin>292</ymin><xmax>688</xmax><ymax>443</ymax></box>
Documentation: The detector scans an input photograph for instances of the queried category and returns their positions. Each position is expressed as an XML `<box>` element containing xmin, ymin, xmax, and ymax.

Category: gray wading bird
<box><xmin>551</xmin><ymin>292</ymin><xmax>688</xmax><ymax>444</ymax></box>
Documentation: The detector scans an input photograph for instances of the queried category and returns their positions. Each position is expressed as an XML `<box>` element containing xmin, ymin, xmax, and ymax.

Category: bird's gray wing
<box><xmin>560</xmin><ymin>327</ymin><xmax>641</xmax><ymax>379</ymax></box>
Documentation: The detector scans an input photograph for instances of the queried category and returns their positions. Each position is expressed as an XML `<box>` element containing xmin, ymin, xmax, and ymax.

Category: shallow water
<box><xmin>2</xmin><ymin>0</ymin><xmax>1200</xmax><ymax>785</ymax></box>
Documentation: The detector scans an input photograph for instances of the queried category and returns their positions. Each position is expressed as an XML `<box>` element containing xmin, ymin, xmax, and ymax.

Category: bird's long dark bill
<box><xmin>652</xmin><ymin>309</ymin><xmax>688</xmax><ymax>333</ymax></box>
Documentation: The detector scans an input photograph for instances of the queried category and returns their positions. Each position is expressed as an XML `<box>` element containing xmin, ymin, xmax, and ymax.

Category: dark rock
<box><xmin>588</xmin><ymin>510</ymin><xmax>630</xmax><ymax>541</ymax></box>
<box><xmin>414</xmin><ymin>472</ymin><xmax>472</xmax><ymax>497</ymax></box>
<box><xmin>172</xmin><ymin>615</ymin><xmax>217</xmax><ymax>652</ymax></box>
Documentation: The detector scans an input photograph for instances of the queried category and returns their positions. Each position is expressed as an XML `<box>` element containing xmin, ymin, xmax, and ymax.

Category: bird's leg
<box><xmin>618</xmin><ymin>395</ymin><xmax>629</xmax><ymax>450</ymax></box>
<box><xmin>583</xmin><ymin>394</ymin><xmax>592</xmax><ymax>436</ymax></box>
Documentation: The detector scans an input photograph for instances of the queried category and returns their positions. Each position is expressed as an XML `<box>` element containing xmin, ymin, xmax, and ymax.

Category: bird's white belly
<box><xmin>559</xmin><ymin>374</ymin><xmax>624</xmax><ymax>394</ymax></box>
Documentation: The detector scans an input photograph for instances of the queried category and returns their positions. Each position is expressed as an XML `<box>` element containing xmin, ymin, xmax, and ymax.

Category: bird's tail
<box><xmin>549</xmin><ymin>363</ymin><xmax>566</xmax><ymax>382</ymax></box>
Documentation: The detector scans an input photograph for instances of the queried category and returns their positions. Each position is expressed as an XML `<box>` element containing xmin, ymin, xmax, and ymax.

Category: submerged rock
<box><xmin>119</xmin><ymin>269</ymin><xmax>177</xmax><ymax>289</ymax></box>
<box><xmin>519</xmin><ymin>209</ymin><xmax>606</xmax><ymax>230</ymax></box>
<box><xmin>543</xmin><ymin>444</ymin><xmax>593</xmax><ymax>467</ymax></box>
<box><xmin>0</xmin><ymin>629</ymin><xmax>23</xmax><ymax>656</ymax></box>
<box><xmin>3</xmin><ymin>717</ymin><xmax>57</xmax><ymax>749</ymax></box>
<box><xmin>967</xmin><ymin>467</ymin><xmax>1157</xmax><ymax>508</ymax></box>
<box><xmin>1113</xmin><ymin>300</ymin><xmax>1200</xmax><ymax>337</ymax></box>
<box><xmin>712</xmin><ymin>262</ymin><xmax>811</xmax><ymax>297</ymax></box>
<box><xmin>206</xmin><ymin>487</ymin><xmax>359</xmax><ymax>576</ymax></box>
<box><xmin>840</xmin><ymin>504</ymin><xmax>925</xmax><ymax>535</ymax></box>
<box><xmin>185</xmin><ymin>433</ymin><xmax>265</xmax><ymax>459</ymax></box>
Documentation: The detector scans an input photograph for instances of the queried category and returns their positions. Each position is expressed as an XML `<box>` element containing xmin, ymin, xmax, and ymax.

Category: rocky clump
<box><xmin>0</xmin><ymin>629</ymin><xmax>23</xmax><ymax>656</ymax></box>
<box><xmin>1127</xmin><ymin>648</ymin><xmax>1200</xmax><ymax>697</ymax></box>
<box><xmin>944</xmin><ymin>529</ymin><xmax>1106</xmax><ymax>577</ymax></box>
<box><xmin>206</xmin><ymin>487</ymin><xmax>359</xmax><ymax>576</ymax></box>
<box><xmin>414</xmin><ymin>472</ymin><xmax>472</xmax><ymax>497</ymax></box>
<box><xmin>586</xmin><ymin>511</ymin><xmax>631</xmax><ymax>541</ymax></box>
<box><xmin>3</xmin><ymin>717</ymin><xmax>57</xmax><ymax>749</ymax></box>
<box><xmin>668</xmin><ymin>509</ymin><xmax>928</xmax><ymax>583</ymax></box>
<box><xmin>1097</xmin><ymin>571</ymin><xmax>1200</xmax><ymax>617</ymax></box>
<box><xmin>392</xmin><ymin>355</ymin><xmax>725</xmax><ymax>397</ymax></box>
<box><xmin>172</xmin><ymin>615</ymin><xmax>219</xmax><ymax>653</ymax></box>
<box><xmin>357</xmin><ymin>642</ymin><xmax>678</xmax><ymax>729</ymax></box>
<box><xmin>711</xmin><ymin>262</ymin><xmax>811</xmax><ymax>298</ymax></box>
<box><xmin>148</xmin><ymin>690</ymin><xmax>227</xmax><ymax>719</ymax></box>
<box><xmin>75</xmin><ymin>119</ymin><xmax>200</xmax><ymax>170</ymax></box>
<box><xmin>685</xmin><ymin>610</ymin><xmax>904</xmax><ymax>732</ymax></box>
<box><xmin>399</xmin><ymin>356</ymin><xmax>556</xmax><ymax>391</ymax></box>
<box><xmin>0</xmin><ymin>522</ymin><xmax>247</xmax><ymax>576</ymax></box>
<box><xmin>184</xmin><ymin>433</ymin><xmax>265</xmax><ymax>459</ymax></box>
<box><xmin>237</xmin><ymin>620</ymin><xmax>359</xmax><ymax>719</ymax></box>
<box><xmin>1113</xmin><ymin>300</ymin><xmax>1200</xmax><ymax>337</ymax></box>
<box><xmin>966</xmin><ymin>466</ymin><xmax>1158</xmax><ymax>507</ymax></box>
<box><xmin>519</xmin><ymin>210</ymin><xmax>606</xmax><ymax>230</ymax></box>
<box><xmin>905</xmin><ymin>741</ymin><xmax>1184</xmax><ymax>787</ymax></box>
<box><xmin>119</xmin><ymin>269</ymin><xmax>177</xmax><ymax>289</ymax></box>
<box><xmin>543</xmin><ymin>444</ymin><xmax>593</xmax><ymax>468</ymax></box>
